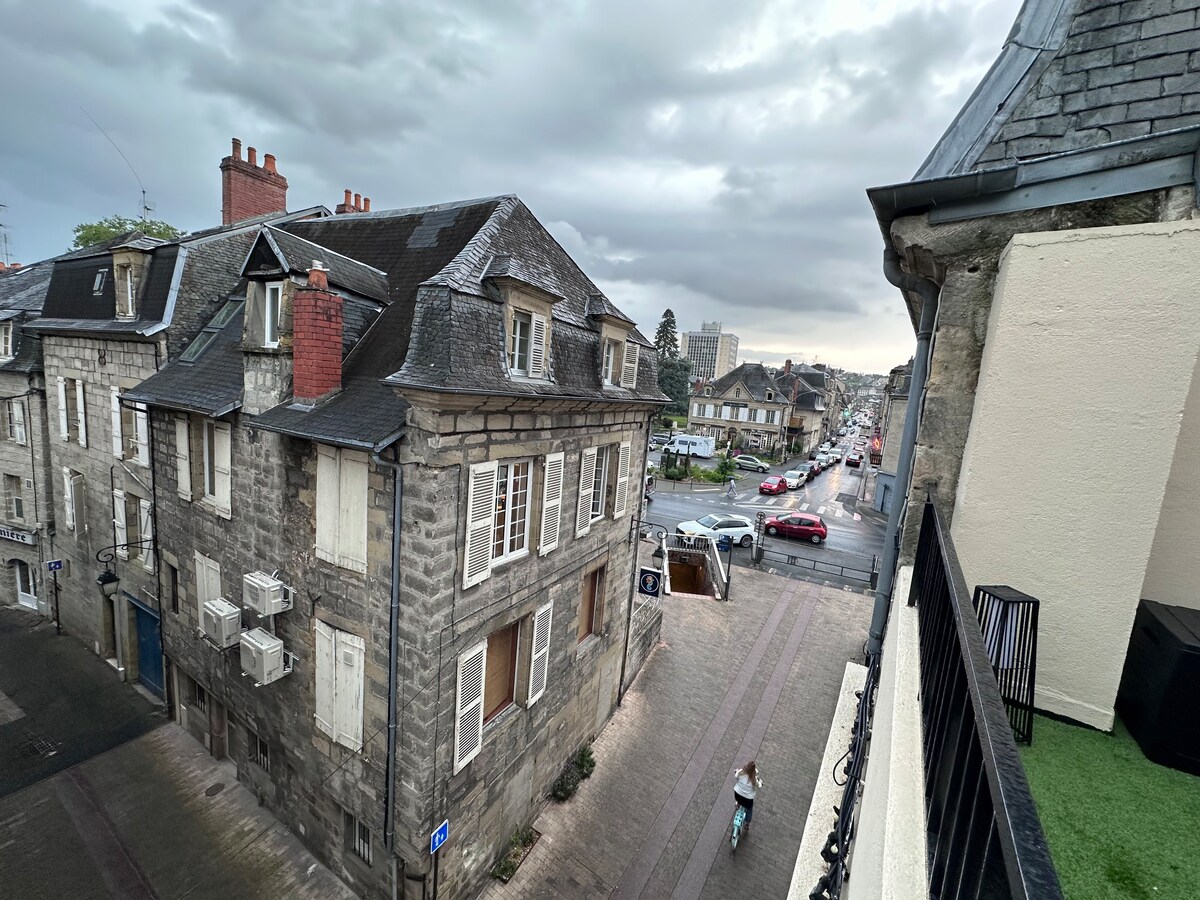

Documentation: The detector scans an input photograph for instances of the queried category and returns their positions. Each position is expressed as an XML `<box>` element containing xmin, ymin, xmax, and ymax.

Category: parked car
<box><xmin>809</xmin><ymin>460</ymin><xmax>823</xmax><ymax>475</ymax></box>
<box><xmin>764</xmin><ymin>512</ymin><xmax>828</xmax><ymax>544</ymax></box>
<box><xmin>793</xmin><ymin>462</ymin><xmax>815</xmax><ymax>481</ymax></box>
<box><xmin>676</xmin><ymin>514</ymin><xmax>755</xmax><ymax>548</ymax></box>
<box><xmin>734</xmin><ymin>454</ymin><xmax>770</xmax><ymax>473</ymax></box>
<box><xmin>782</xmin><ymin>469</ymin><xmax>807</xmax><ymax>489</ymax></box>
<box><xmin>837</xmin><ymin>428</ymin><xmax>847</xmax><ymax>436</ymax></box>
<box><xmin>759</xmin><ymin>475</ymin><xmax>788</xmax><ymax>495</ymax></box>
<box><xmin>819</xmin><ymin>442</ymin><xmax>833</xmax><ymax>453</ymax></box>
<box><xmin>828</xmin><ymin>449</ymin><xmax>843</xmax><ymax>463</ymax></box>
<box><xmin>845</xmin><ymin>453</ymin><xmax>863</xmax><ymax>467</ymax></box>
<box><xmin>648</xmin><ymin>432</ymin><xmax>672</xmax><ymax>450</ymax></box>
<box><xmin>815</xmin><ymin>453</ymin><xmax>831</xmax><ymax>468</ymax></box>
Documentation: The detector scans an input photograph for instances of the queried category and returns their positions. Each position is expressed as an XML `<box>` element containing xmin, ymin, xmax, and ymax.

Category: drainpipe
<box><xmin>865</xmin><ymin>247</ymin><xmax>940</xmax><ymax>658</ymax></box>
<box><xmin>372</xmin><ymin>445</ymin><xmax>403</xmax><ymax>898</ymax></box>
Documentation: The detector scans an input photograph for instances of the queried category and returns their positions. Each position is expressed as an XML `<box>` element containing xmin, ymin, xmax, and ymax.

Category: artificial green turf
<box><xmin>1020</xmin><ymin>714</ymin><xmax>1200</xmax><ymax>900</ymax></box>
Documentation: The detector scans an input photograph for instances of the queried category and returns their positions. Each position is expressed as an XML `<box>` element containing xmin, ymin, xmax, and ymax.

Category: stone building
<box><xmin>127</xmin><ymin>194</ymin><xmax>666</xmax><ymax>899</ymax></box>
<box><xmin>773</xmin><ymin>360</ymin><xmax>828</xmax><ymax>453</ymax></box>
<box><xmin>680</xmin><ymin>320</ymin><xmax>738</xmax><ymax>382</ymax></box>
<box><xmin>688</xmin><ymin>361</ymin><xmax>789</xmax><ymax>454</ymax></box>
<box><xmin>871</xmin><ymin>360</ymin><xmax>911</xmax><ymax>515</ymax></box>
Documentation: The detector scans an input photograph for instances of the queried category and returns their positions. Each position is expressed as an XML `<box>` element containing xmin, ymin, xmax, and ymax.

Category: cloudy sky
<box><xmin>0</xmin><ymin>0</ymin><xmax>1022</xmax><ymax>374</ymax></box>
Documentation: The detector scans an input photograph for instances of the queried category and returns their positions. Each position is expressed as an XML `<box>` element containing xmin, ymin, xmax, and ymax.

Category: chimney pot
<box><xmin>263</xmin><ymin>153</ymin><xmax>277</xmax><ymax>174</ymax></box>
<box><xmin>353</xmin><ymin>193</ymin><xmax>361</xmax><ymax>211</ymax></box>
<box><xmin>0</xmin><ymin>262</ymin><xmax>6</xmax><ymax>273</ymax></box>
<box><xmin>247</xmin><ymin>146</ymin><xmax>257</xmax><ymax>166</ymax></box>
<box><xmin>363</xmin><ymin>197</ymin><xmax>371</xmax><ymax>212</ymax></box>
<box><xmin>306</xmin><ymin>260</ymin><xmax>330</xmax><ymax>291</ymax></box>
<box><xmin>231</xmin><ymin>137</ymin><xmax>242</xmax><ymax>160</ymax></box>
<box><xmin>343</xmin><ymin>189</ymin><xmax>352</xmax><ymax>206</ymax></box>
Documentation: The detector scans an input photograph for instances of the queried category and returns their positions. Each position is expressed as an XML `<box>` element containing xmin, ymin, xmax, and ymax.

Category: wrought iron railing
<box><xmin>912</xmin><ymin>497</ymin><xmax>1062</xmax><ymax>900</ymax></box>
<box><xmin>973</xmin><ymin>585</ymin><xmax>1039</xmax><ymax>745</ymax></box>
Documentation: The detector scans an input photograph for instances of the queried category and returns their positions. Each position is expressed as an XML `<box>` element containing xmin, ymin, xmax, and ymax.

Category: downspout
<box><xmin>372</xmin><ymin>445</ymin><xmax>403</xmax><ymax>900</ymax></box>
<box><xmin>865</xmin><ymin>247</ymin><xmax>940</xmax><ymax>658</ymax></box>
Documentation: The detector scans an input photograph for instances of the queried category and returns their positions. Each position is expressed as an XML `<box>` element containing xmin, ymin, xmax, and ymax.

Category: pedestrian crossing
<box><xmin>696</xmin><ymin>492</ymin><xmax>853</xmax><ymax>518</ymax></box>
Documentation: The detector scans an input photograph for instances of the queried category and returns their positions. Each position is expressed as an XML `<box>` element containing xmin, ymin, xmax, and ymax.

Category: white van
<box><xmin>662</xmin><ymin>434</ymin><xmax>715</xmax><ymax>458</ymax></box>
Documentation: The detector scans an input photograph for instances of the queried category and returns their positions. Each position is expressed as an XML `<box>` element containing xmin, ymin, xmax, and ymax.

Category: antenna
<box><xmin>79</xmin><ymin>107</ymin><xmax>153</xmax><ymax>221</ymax></box>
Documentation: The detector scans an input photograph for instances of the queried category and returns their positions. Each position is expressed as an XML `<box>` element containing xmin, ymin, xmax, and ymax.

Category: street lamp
<box><xmin>94</xmin><ymin>539</ymin><xmax>154</xmax><ymax>601</ymax></box>
<box><xmin>95</xmin><ymin>568</ymin><xmax>119</xmax><ymax>600</ymax></box>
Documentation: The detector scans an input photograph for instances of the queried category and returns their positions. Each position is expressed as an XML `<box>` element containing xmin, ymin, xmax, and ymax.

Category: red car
<box><xmin>764</xmin><ymin>512</ymin><xmax>828</xmax><ymax>544</ymax></box>
<box><xmin>759</xmin><ymin>475</ymin><xmax>788</xmax><ymax>495</ymax></box>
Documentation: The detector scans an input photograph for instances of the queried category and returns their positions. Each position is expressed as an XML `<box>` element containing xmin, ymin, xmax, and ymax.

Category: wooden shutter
<box><xmin>110</xmin><ymin>387</ymin><xmax>123</xmax><ymax>458</ymax></box>
<box><xmin>528</xmin><ymin>601</ymin><xmax>553</xmax><ymax>706</ymax></box>
<box><xmin>134</xmin><ymin>406</ymin><xmax>150</xmax><ymax>466</ymax></box>
<box><xmin>621</xmin><ymin>343</ymin><xmax>639</xmax><ymax>387</ymax></box>
<box><xmin>12</xmin><ymin>401</ymin><xmax>24</xmax><ymax>444</ymax></box>
<box><xmin>175</xmin><ymin>417</ymin><xmax>192</xmax><ymax>501</ymax></box>
<box><xmin>612</xmin><ymin>441</ymin><xmax>632</xmax><ymax>519</ymax></box>
<box><xmin>314</xmin><ymin>619</ymin><xmax>336</xmax><ymax>738</ymax></box>
<box><xmin>575</xmin><ymin>447</ymin><xmax>597</xmax><ymax>538</ymax></box>
<box><xmin>529</xmin><ymin>312</ymin><xmax>548</xmax><ymax>377</ymax></box>
<box><xmin>113</xmin><ymin>490</ymin><xmax>128</xmax><ymax>558</ymax></box>
<box><xmin>463</xmin><ymin>461</ymin><xmax>498</xmax><ymax>588</ymax></box>
<box><xmin>139</xmin><ymin>499</ymin><xmax>154</xmax><ymax>573</ymax></box>
<box><xmin>338</xmin><ymin>450</ymin><xmax>369</xmax><ymax>573</ymax></box>
<box><xmin>454</xmin><ymin>641</ymin><xmax>487</xmax><ymax>773</ymax></box>
<box><xmin>334</xmin><ymin>630</ymin><xmax>366</xmax><ymax>749</ymax></box>
<box><xmin>315</xmin><ymin>445</ymin><xmax>339</xmax><ymax>564</ymax></box>
<box><xmin>213</xmin><ymin>422</ymin><xmax>231</xmax><ymax>516</ymax></box>
<box><xmin>71</xmin><ymin>475</ymin><xmax>86</xmax><ymax>535</ymax></box>
<box><xmin>75</xmin><ymin>381</ymin><xmax>87</xmax><ymax>447</ymax></box>
<box><xmin>57</xmin><ymin>377</ymin><xmax>68</xmax><ymax>440</ymax></box>
<box><xmin>62</xmin><ymin>467</ymin><xmax>74</xmax><ymax>530</ymax></box>
<box><xmin>538</xmin><ymin>452</ymin><xmax>564</xmax><ymax>556</ymax></box>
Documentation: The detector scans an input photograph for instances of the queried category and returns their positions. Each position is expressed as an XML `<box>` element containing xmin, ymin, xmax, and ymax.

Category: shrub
<box><xmin>552</xmin><ymin>763</ymin><xmax>581</xmax><ymax>801</ymax></box>
<box><xmin>715</xmin><ymin>456</ymin><xmax>735</xmax><ymax>477</ymax></box>
<box><xmin>491</xmin><ymin>826</ymin><xmax>538</xmax><ymax>882</ymax></box>
<box><xmin>662</xmin><ymin>465</ymin><xmax>687</xmax><ymax>481</ymax></box>
<box><xmin>577</xmin><ymin>745</ymin><xmax>596</xmax><ymax>779</ymax></box>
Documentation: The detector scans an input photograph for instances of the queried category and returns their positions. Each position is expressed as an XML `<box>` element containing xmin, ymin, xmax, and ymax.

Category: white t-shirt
<box><xmin>734</xmin><ymin>768</ymin><xmax>762</xmax><ymax>800</ymax></box>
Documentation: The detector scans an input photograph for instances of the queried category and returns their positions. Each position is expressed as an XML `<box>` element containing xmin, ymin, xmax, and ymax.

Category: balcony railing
<box><xmin>912</xmin><ymin>497</ymin><xmax>1062</xmax><ymax>900</ymax></box>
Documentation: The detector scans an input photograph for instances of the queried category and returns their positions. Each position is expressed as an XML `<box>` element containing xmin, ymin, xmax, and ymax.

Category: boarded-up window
<box><xmin>315</xmin><ymin>446</ymin><xmax>369</xmax><ymax>573</ymax></box>
<box><xmin>314</xmin><ymin>620</ymin><xmax>366</xmax><ymax>750</ymax></box>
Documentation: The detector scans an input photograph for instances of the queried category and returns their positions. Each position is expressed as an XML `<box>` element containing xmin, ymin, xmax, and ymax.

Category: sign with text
<box><xmin>0</xmin><ymin>525</ymin><xmax>36</xmax><ymax>546</ymax></box>
<box><xmin>430</xmin><ymin>818</ymin><xmax>449</xmax><ymax>855</ymax></box>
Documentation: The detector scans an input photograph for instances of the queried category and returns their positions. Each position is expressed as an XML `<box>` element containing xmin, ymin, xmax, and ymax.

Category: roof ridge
<box><xmin>267</xmin><ymin>225</ymin><xmax>388</xmax><ymax>275</ymax></box>
<box><xmin>314</xmin><ymin>194</ymin><xmax>518</xmax><ymax>222</ymax></box>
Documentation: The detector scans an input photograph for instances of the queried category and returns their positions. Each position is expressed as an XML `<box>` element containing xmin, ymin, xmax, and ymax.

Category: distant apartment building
<box><xmin>680</xmin><ymin>321</ymin><xmax>738</xmax><ymax>382</ymax></box>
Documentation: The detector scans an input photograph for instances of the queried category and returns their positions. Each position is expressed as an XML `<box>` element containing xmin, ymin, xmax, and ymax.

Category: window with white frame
<box><xmin>507</xmin><ymin>308</ymin><xmax>548</xmax><ymax>378</ymax></box>
<box><xmin>492</xmin><ymin>459</ymin><xmax>531</xmax><ymax>564</ymax></box>
<box><xmin>314</xmin><ymin>620</ymin><xmax>366</xmax><ymax>750</ymax></box>
<box><xmin>6</xmin><ymin>399</ymin><xmax>25</xmax><ymax>445</ymax></box>
<box><xmin>315</xmin><ymin>446</ymin><xmax>368</xmax><ymax>573</ymax></box>
<box><xmin>574</xmin><ymin>440</ymin><xmax>631</xmax><ymax>538</ymax></box>
<box><xmin>263</xmin><ymin>282</ymin><xmax>283</xmax><ymax>347</ymax></box>
<box><xmin>117</xmin><ymin>265</ymin><xmax>136</xmax><ymax>319</ymax></box>
<box><xmin>766</xmin><ymin>409</ymin><xmax>777</xmax><ymax>425</ymax></box>
<box><xmin>4</xmin><ymin>474</ymin><xmax>23</xmax><ymax>522</ymax></box>
<box><xmin>112</xmin><ymin>490</ymin><xmax>148</xmax><ymax>562</ymax></box>
<box><xmin>344</xmin><ymin>811</ymin><xmax>372</xmax><ymax>866</ymax></box>
<box><xmin>0</xmin><ymin>323</ymin><xmax>12</xmax><ymax>359</ymax></box>
<box><xmin>201</xmin><ymin>419</ymin><xmax>232</xmax><ymax>518</ymax></box>
<box><xmin>589</xmin><ymin>445</ymin><xmax>610</xmax><ymax>520</ymax></box>
<box><xmin>510</xmin><ymin>311</ymin><xmax>531</xmax><ymax>373</ymax></box>
<box><xmin>110</xmin><ymin>388</ymin><xmax>149</xmax><ymax>466</ymax></box>
<box><xmin>56</xmin><ymin>377</ymin><xmax>87</xmax><ymax>446</ymax></box>
<box><xmin>602</xmin><ymin>339</ymin><xmax>619</xmax><ymax>384</ymax></box>
<box><xmin>61</xmin><ymin>468</ymin><xmax>84</xmax><ymax>533</ymax></box>
<box><xmin>92</xmin><ymin>269</ymin><xmax>107</xmax><ymax>295</ymax></box>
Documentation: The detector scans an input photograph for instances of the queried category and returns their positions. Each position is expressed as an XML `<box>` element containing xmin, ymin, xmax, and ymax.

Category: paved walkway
<box><xmin>478</xmin><ymin>567</ymin><xmax>872</xmax><ymax>899</ymax></box>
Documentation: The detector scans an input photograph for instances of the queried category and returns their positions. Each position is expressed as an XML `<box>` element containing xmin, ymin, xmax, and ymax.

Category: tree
<box><xmin>654</xmin><ymin>308</ymin><xmax>679</xmax><ymax>360</ymax></box>
<box><xmin>658</xmin><ymin>354</ymin><xmax>692</xmax><ymax>415</ymax></box>
<box><xmin>72</xmin><ymin>215</ymin><xmax>183</xmax><ymax>250</ymax></box>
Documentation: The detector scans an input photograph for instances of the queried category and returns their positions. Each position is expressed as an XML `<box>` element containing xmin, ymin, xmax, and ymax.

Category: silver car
<box><xmin>676</xmin><ymin>514</ymin><xmax>756</xmax><ymax>548</ymax></box>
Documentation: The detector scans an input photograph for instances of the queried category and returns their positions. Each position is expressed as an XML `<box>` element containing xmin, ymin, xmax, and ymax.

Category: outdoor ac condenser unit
<box><xmin>242</xmin><ymin>571</ymin><xmax>293</xmax><ymax>616</ymax></box>
<box><xmin>240</xmin><ymin>627</ymin><xmax>286</xmax><ymax>685</ymax></box>
<box><xmin>201</xmin><ymin>597</ymin><xmax>242</xmax><ymax>649</ymax></box>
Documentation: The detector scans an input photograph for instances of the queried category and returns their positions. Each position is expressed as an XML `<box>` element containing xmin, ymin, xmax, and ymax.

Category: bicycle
<box><xmin>729</xmin><ymin>803</ymin><xmax>748</xmax><ymax>851</ymax></box>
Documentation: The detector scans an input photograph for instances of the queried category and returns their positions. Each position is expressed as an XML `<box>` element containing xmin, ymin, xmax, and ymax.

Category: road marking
<box><xmin>817</xmin><ymin>506</ymin><xmax>827</xmax><ymax>514</ymax></box>
<box><xmin>765</xmin><ymin>498</ymin><xmax>779</xmax><ymax>505</ymax></box>
<box><xmin>800</xmin><ymin>503</ymin><xmax>810</xmax><ymax>511</ymax></box>
<box><xmin>835</xmin><ymin>509</ymin><xmax>844</xmax><ymax>518</ymax></box>
<box><xmin>853</xmin><ymin>513</ymin><xmax>861</xmax><ymax>521</ymax></box>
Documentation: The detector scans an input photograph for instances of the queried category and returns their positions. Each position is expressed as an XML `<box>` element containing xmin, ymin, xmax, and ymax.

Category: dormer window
<box><xmin>506</xmin><ymin>307</ymin><xmax>547</xmax><ymax>378</ymax></box>
<box><xmin>766</xmin><ymin>391</ymin><xmax>774</xmax><ymax>401</ymax></box>
<box><xmin>704</xmin><ymin>386</ymin><xmax>712</xmax><ymax>396</ymax></box>
<box><xmin>117</xmin><ymin>265</ymin><xmax>136</xmax><ymax>319</ymax></box>
<box><xmin>734</xmin><ymin>388</ymin><xmax>742</xmax><ymax>399</ymax></box>
<box><xmin>0</xmin><ymin>323</ymin><xmax>12</xmax><ymax>359</ymax></box>
<box><xmin>264</xmin><ymin>282</ymin><xmax>283</xmax><ymax>347</ymax></box>
<box><xmin>602</xmin><ymin>339</ymin><xmax>618</xmax><ymax>385</ymax></box>
<box><xmin>92</xmin><ymin>270</ymin><xmax>107</xmax><ymax>294</ymax></box>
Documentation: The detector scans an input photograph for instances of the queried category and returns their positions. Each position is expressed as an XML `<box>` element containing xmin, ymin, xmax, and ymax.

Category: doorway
<box><xmin>13</xmin><ymin>560</ymin><xmax>36</xmax><ymax>610</ymax></box>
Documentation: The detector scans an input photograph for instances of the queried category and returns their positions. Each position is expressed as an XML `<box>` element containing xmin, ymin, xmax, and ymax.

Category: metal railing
<box><xmin>973</xmin><ymin>585</ymin><xmax>1040</xmax><ymax>745</ymax></box>
<box><xmin>912</xmin><ymin>497</ymin><xmax>1062</xmax><ymax>900</ymax></box>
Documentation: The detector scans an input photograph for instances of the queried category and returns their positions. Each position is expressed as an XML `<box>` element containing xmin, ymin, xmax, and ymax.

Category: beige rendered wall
<box><xmin>1141</xmin><ymin>349</ymin><xmax>1200</xmax><ymax>607</ymax></box>
<box><xmin>951</xmin><ymin>220</ymin><xmax>1200</xmax><ymax>731</ymax></box>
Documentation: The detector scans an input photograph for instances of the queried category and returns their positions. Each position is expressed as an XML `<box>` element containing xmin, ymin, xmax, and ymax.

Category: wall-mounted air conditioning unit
<box><xmin>201</xmin><ymin>597</ymin><xmax>242</xmax><ymax>649</ymax></box>
<box><xmin>240</xmin><ymin>627</ymin><xmax>291</xmax><ymax>685</ymax></box>
<box><xmin>242</xmin><ymin>571</ymin><xmax>294</xmax><ymax>616</ymax></box>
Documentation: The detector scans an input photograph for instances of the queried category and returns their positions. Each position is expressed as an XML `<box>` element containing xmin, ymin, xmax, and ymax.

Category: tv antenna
<box><xmin>0</xmin><ymin>205</ymin><xmax>9</xmax><ymax>266</ymax></box>
<box><xmin>79</xmin><ymin>107</ymin><xmax>153</xmax><ymax>221</ymax></box>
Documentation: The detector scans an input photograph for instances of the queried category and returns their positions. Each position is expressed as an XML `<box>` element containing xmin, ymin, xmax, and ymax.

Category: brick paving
<box><xmin>476</xmin><ymin>567</ymin><xmax>872</xmax><ymax>900</ymax></box>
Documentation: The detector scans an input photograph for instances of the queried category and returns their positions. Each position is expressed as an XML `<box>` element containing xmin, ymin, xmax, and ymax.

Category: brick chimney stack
<box><xmin>220</xmin><ymin>137</ymin><xmax>289</xmax><ymax>225</ymax></box>
<box><xmin>335</xmin><ymin>188</ymin><xmax>373</xmax><ymax>214</ymax></box>
<box><xmin>292</xmin><ymin>262</ymin><xmax>343</xmax><ymax>403</ymax></box>
<box><xmin>784</xmin><ymin>359</ymin><xmax>792</xmax><ymax>374</ymax></box>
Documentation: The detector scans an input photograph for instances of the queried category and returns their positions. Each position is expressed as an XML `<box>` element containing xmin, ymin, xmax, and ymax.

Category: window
<box><xmin>0</xmin><ymin>323</ymin><xmax>12</xmax><ymax>359</ymax></box>
<box><xmin>193</xmin><ymin>681</ymin><xmax>208</xmax><ymax>713</ymax></box>
<box><xmin>167</xmin><ymin>561</ymin><xmax>179</xmax><ymax>614</ymax></box>
<box><xmin>174</xmin><ymin>416</ymin><xmax>192</xmax><ymax>501</ymax></box>
<box><xmin>766</xmin><ymin>410</ymin><xmax>777</xmax><ymax>425</ymax></box>
<box><xmin>110</xmin><ymin>388</ymin><xmax>149</xmax><ymax>465</ymax></box>
<box><xmin>578</xmin><ymin>565</ymin><xmax>606</xmax><ymax>642</ymax></box>
<box><xmin>507</xmin><ymin>308</ymin><xmax>548</xmax><ymax>378</ymax></box>
<box><xmin>61</xmin><ymin>468</ymin><xmax>84</xmax><ymax>533</ymax></box>
<box><xmin>200</xmin><ymin>419</ymin><xmax>232</xmax><ymax>517</ymax></box>
<box><xmin>92</xmin><ymin>269</ymin><xmax>107</xmax><ymax>294</ymax></box>
<box><xmin>602</xmin><ymin>340</ymin><xmax>618</xmax><ymax>384</ymax></box>
<box><xmin>344</xmin><ymin>812</ymin><xmax>372</xmax><ymax>866</ymax></box>
<box><xmin>56</xmin><ymin>377</ymin><xmax>87</xmax><ymax>446</ymax></box>
<box><xmin>194</xmin><ymin>551</ymin><xmax>221</xmax><ymax>621</ymax></box>
<box><xmin>263</xmin><ymin>282</ymin><xmax>283</xmax><ymax>346</ymax></box>
<box><xmin>6</xmin><ymin>399</ymin><xmax>25</xmax><ymax>445</ymax></box>
<box><xmin>766</xmin><ymin>391</ymin><xmax>774</xmax><ymax>401</ymax></box>
<box><xmin>112</xmin><ymin>490</ymin><xmax>146</xmax><ymax>561</ymax></box>
<box><xmin>182</xmin><ymin>300</ymin><xmax>243</xmax><ymax>363</ymax></box>
<box><xmin>734</xmin><ymin>388</ymin><xmax>741</xmax><ymax>399</ymax></box>
<box><xmin>248</xmin><ymin>727</ymin><xmax>270</xmax><ymax>771</ymax></box>
<box><xmin>484</xmin><ymin>622</ymin><xmax>519</xmax><ymax>722</ymax></box>
<box><xmin>590</xmin><ymin>446</ymin><xmax>610</xmax><ymax>520</ymax></box>
<box><xmin>491</xmin><ymin>460</ymin><xmax>531</xmax><ymax>563</ymax></box>
<box><xmin>5</xmin><ymin>474</ymin><xmax>22</xmax><ymax>522</ymax></box>
<box><xmin>574</xmin><ymin>441</ymin><xmax>630</xmax><ymax>538</ymax></box>
<box><xmin>314</xmin><ymin>620</ymin><xmax>366</xmax><ymax>749</ymax></box>
<box><xmin>704</xmin><ymin>386</ymin><xmax>712</xmax><ymax>396</ymax></box>
<box><xmin>117</xmin><ymin>265</ymin><xmax>136</xmax><ymax>318</ymax></box>
<box><xmin>315</xmin><ymin>446</ymin><xmax>368</xmax><ymax>573</ymax></box>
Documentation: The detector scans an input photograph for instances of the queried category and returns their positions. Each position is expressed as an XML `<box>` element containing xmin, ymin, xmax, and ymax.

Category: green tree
<box><xmin>657</xmin><ymin>354</ymin><xmax>692</xmax><ymax>415</ymax></box>
<box><xmin>654</xmin><ymin>308</ymin><xmax>679</xmax><ymax>360</ymax></box>
<box><xmin>71</xmin><ymin>215</ymin><xmax>183</xmax><ymax>250</ymax></box>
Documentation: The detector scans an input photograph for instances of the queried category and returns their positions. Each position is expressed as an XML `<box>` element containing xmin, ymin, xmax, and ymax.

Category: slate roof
<box><xmin>773</xmin><ymin>371</ymin><xmax>826</xmax><ymax>411</ymax></box>
<box><xmin>258</xmin><ymin>226</ymin><xmax>390</xmax><ymax>302</ymax></box>
<box><xmin>585</xmin><ymin>292</ymin><xmax>635</xmax><ymax>325</ymax></box>
<box><xmin>0</xmin><ymin>262</ymin><xmax>52</xmax><ymax>374</ymax></box>
<box><xmin>918</xmin><ymin>0</ymin><xmax>1200</xmax><ymax>178</ymax></box>
<box><xmin>707</xmin><ymin>363</ymin><xmax>790</xmax><ymax>404</ymax></box>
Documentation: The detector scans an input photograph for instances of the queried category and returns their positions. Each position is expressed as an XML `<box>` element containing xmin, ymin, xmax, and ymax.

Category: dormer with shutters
<box><xmin>585</xmin><ymin>294</ymin><xmax>639</xmax><ymax>390</ymax></box>
<box><xmin>111</xmin><ymin>244</ymin><xmax>154</xmax><ymax>320</ymax></box>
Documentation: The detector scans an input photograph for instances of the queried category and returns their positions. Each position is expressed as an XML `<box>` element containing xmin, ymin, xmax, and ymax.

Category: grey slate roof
<box><xmin>919</xmin><ymin>0</ymin><xmax>1200</xmax><ymax>178</ymax></box>
<box><xmin>707</xmin><ymin>363</ymin><xmax>790</xmax><ymax>404</ymax></box>
<box><xmin>258</xmin><ymin>226</ymin><xmax>390</xmax><ymax>302</ymax></box>
<box><xmin>0</xmin><ymin>262</ymin><xmax>52</xmax><ymax>374</ymax></box>
<box><xmin>34</xmin><ymin>246</ymin><xmax>181</xmax><ymax>336</ymax></box>
<box><xmin>585</xmin><ymin>293</ymin><xmax>635</xmax><ymax>325</ymax></box>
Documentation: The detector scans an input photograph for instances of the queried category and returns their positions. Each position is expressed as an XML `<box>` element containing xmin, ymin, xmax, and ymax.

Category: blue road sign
<box><xmin>47</xmin><ymin>559</ymin><xmax>63</xmax><ymax>572</ymax></box>
<box><xmin>638</xmin><ymin>567</ymin><xmax>662</xmax><ymax>597</ymax></box>
<box><xmin>430</xmin><ymin>818</ymin><xmax>449</xmax><ymax>855</ymax></box>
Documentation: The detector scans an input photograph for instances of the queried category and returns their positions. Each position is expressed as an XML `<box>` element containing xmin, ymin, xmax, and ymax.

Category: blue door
<box><xmin>133</xmin><ymin>602</ymin><xmax>164</xmax><ymax>698</ymax></box>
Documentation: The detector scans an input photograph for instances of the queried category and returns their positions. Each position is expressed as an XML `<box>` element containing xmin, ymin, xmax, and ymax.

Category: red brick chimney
<box><xmin>335</xmin><ymin>188</ymin><xmax>373</xmax><ymax>214</ymax></box>
<box><xmin>220</xmin><ymin>137</ymin><xmax>288</xmax><ymax>225</ymax></box>
<box><xmin>784</xmin><ymin>359</ymin><xmax>792</xmax><ymax>374</ymax></box>
<box><xmin>292</xmin><ymin>262</ymin><xmax>343</xmax><ymax>402</ymax></box>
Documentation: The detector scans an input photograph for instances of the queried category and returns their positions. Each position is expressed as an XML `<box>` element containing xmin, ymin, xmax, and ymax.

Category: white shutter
<box><xmin>334</xmin><ymin>631</ymin><xmax>366</xmax><ymax>749</ymax></box>
<box><xmin>538</xmin><ymin>452</ymin><xmax>564</xmax><ymax>556</ymax></box>
<box><xmin>175</xmin><ymin>417</ymin><xmax>192</xmax><ymax>501</ymax></box>
<box><xmin>213</xmin><ymin>422</ymin><xmax>231</xmax><ymax>516</ymax></box>
<box><xmin>575</xmin><ymin>447</ymin><xmax>597</xmax><ymax>537</ymax></box>
<box><xmin>527</xmin><ymin>601</ymin><xmax>553</xmax><ymax>706</ymax></box>
<box><xmin>62</xmin><ymin>467</ymin><xmax>75</xmax><ymax>530</ymax></box>
<box><xmin>57</xmin><ymin>377</ymin><xmax>68</xmax><ymax>440</ymax></box>
<box><xmin>337</xmin><ymin>451</ymin><xmax>369</xmax><ymax>573</ymax></box>
<box><xmin>113</xmin><ymin>490</ymin><xmax>128</xmax><ymax>559</ymax></box>
<box><xmin>110</xmin><ymin>386</ymin><xmax>124</xmax><ymax>458</ymax></box>
<box><xmin>315</xmin><ymin>445</ymin><xmax>339</xmax><ymax>564</ymax></box>
<box><xmin>314</xmin><ymin>619</ymin><xmax>336</xmax><ymax>738</ymax></box>
<box><xmin>71</xmin><ymin>475</ymin><xmax>86</xmax><ymax>535</ymax></box>
<box><xmin>621</xmin><ymin>343</ymin><xmax>639</xmax><ymax>387</ymax></box>
<box><xmin>139</xmin><ymin>499</ymin><xmax>154</xmax><ymax>573</ymax></box>
<box><xmin>529</xmin><ymin>312</ymin><xmax>547</xmax><ymax>378</ymax></box>
<box><xmin>612</xmin><ymin>441</ymin><xmax>632</xmax><ymax>519</ymax></box>
<box><xmin>463</xmin><ymin>461</ymin><xmax>498</xmax><ymax>589</ymax></box>
<box><xmin>75</xmin><ymin>381</ymin><xmax>87</xmax><ymax>447</ymax></box>
<box><xmin>12</xmin><ymin>401</ymin><xmax>24</xmax><ymax>444</ymax></box>
<box><xmin>453</xmin><ymin>640</ymin><xmax>487</xmax><ymax>772</ymax></box>
<box><xmin>739</xmin><ymin>407</ymin><xmax>749</xmax><ymax>422</ymax></box>
<box><xmin>134</xmin><ymin>406</ymin><xmax>150</xmax><ymax>466</ymax></box>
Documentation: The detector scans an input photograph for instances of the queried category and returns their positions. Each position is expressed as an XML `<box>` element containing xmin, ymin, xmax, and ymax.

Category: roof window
<box><xmin>93</xmin><ymin>270</ymin><xmax>107</xmax><ymax>294</ymax></box>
